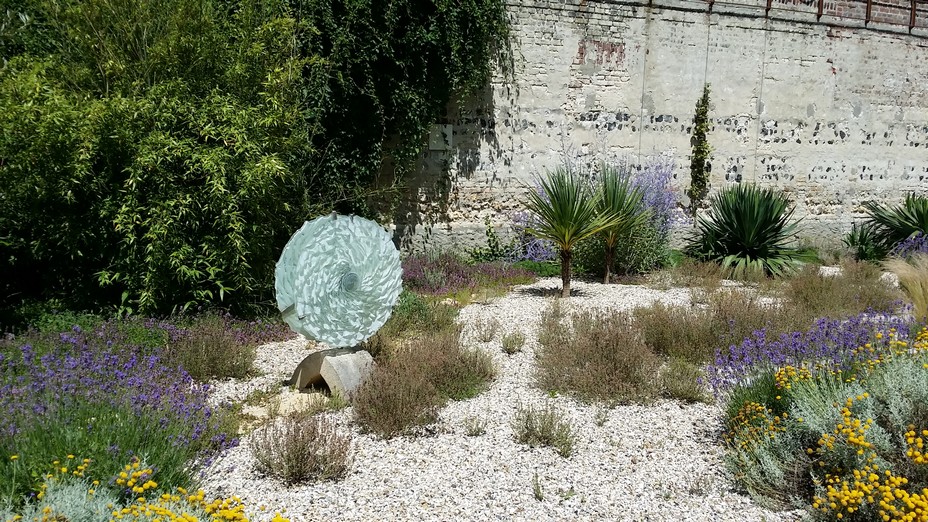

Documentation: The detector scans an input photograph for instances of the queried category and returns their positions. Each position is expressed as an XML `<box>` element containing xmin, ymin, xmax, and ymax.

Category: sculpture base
<box><xmin>286</xmin><ymin>347</ymin><xmax>374</xmax><ymax>399</ymax></box>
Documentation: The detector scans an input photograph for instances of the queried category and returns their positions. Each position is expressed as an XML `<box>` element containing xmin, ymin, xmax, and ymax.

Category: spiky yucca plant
<box><xmin>843</xmin><ymin>222</ymin><xmax>885</xmax><ymax>261</ymax></box>
<box><xmin>685</xmin><ymin>184</ymin><xmax>803</xmax><ymax>277</ymax></box>
<box><xmin>864</xmin><ymin>193</ymin><xmax>928</xmax><ymax>255</ymax></box>
<box><xmin>596</xmin><ymin>165</ymin><xmax>650</xmax><ymax>283</ymax></box>
<box><xmin>525</xmin><ymin>167</ymin><xmax>619</xmax><ymax>297</ymax></box>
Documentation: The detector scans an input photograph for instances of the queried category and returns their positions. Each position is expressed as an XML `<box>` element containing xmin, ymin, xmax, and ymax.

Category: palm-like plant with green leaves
<box><xmin>525</xmin><ymin>167</ymin><xmax>619</xmax><ymax>297</ymax></box>
<box><xmin>685</xmin><ymin>184</ymin><xmax>803</xmax><ymax>277</ymax></box>
<box><xmin>597</xmin><ymin>165</ymin><xmax>650</xmax><ymax>283</ymax></box>
<box><xmin>864</xmin><ymin>193</ymin><xmax>928</xmax><ymax>255</ymax></box>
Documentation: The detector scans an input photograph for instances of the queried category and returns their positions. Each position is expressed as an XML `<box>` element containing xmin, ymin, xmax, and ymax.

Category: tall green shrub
<box><xmin>0</xmin><ymin>0</ymin><xmax>511</xmax><ymax>315</ymax></box>
<box><xmin>687</xmin><ymin>84</ymin><xmax>712</xmax><ymax>215</ymax></box>
<box><xmin>596</xmin><ymin>164</ymin><xmax>649</xmax><ymax>283</ymax></box>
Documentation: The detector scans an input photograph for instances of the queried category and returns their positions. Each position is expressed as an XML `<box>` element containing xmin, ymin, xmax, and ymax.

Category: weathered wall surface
<box><xmin>394</xmin><ymin>0</ymin><xmax>928</xmax><ymax>251</ymax></box>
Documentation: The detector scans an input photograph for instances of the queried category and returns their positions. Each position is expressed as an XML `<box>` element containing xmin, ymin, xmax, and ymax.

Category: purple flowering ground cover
<box><xmin>0</xmin><ymin>313</ymin><xmax>291</xmax><ymax>506</ymax></box>
<box><xmin>401</xmin><ymin>253</ymin><xmax>535</xmax><ymax>295</ymax></box>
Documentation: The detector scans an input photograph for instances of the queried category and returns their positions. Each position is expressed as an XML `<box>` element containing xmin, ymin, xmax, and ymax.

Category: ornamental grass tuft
<box><xmin>884</xmin><ymin>253</ymin><xmax>928</xmax><ymax>322</ymax></box>
<box><xmin>512</xmin><ymin>403</ymin><xmax>576</xmax><ymax>458</ymax></box>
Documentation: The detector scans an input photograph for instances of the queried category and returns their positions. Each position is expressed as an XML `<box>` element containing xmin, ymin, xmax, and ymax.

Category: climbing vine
<box><xmin>687</xmin><ymin>83</ymin><xmax>712</xmax><ymax>215</ymax></box>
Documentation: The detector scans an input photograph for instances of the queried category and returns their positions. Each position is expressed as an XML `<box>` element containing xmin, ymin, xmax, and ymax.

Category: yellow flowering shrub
<box><xmin>1</xmin><ymin>456</ymin><xmax>289</xmax><ymax>522</ymax></box>
<box><xmin>724</xmin><ymin>326</ymin><xmax>928</xmax><ymax>520</ymax></box>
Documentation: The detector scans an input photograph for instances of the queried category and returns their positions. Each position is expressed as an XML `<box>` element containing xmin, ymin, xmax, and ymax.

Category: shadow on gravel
<box><xmin>513</xmin><ymin>286</ymin><xmax>594</xmax><ymax>298</ymax></box>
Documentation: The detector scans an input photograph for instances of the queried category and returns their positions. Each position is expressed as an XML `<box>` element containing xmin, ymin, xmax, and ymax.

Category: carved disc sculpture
<box><xmin>276</xmin><ymin>213</ymin><xmax>403</xmax><ymax>348</ymax></box>
<box><xmin>275</xmin><ymin>213</ymin><xmax>402</xmax><ymax>398</ymax></box>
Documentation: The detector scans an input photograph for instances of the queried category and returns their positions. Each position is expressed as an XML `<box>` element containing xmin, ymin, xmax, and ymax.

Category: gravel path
<box><xmin>202</xmin><ymin>278</ymin><xmax>804</xmax><ymax>521</ymax></box>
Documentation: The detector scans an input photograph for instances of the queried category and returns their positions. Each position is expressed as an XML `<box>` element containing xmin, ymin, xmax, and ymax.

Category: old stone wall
<box><xmin>394</xmin><ymin>0</ymin><xmax>928</xmax><ymax>252</ymax></box>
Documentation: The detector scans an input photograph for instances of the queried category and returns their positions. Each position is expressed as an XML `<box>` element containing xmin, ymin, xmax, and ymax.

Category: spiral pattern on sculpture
<box><xmin>275</xmin><ymin>214</ymin><xmax>403</xmax><ymax>347</ymax></box>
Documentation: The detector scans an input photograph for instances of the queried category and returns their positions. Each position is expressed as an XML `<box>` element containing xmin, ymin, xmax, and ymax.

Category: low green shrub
<box><xmin>512</xmin><ymin>403</ymin><xmax>576</xmax><ymax>458</ymax></box>
<box><xmin>362</xmin><ymin>291</ymin><xmax>458</xmax><ymax>359</ymax></box>
<box><xmin>0</xmin><ymin>456</ymin><xmax>290</xmax><ymax>521</ymax></box>
<box><xmin>353</xmin><ymin>327</ymin><xmax>496</xmax><ymax>438</ymax></box>
<box><xmin>501</xmin><ymin>331</ymin><xmax>526</xmax><ymax>355</ymax></box>
<box><xmin>536</xmin><ymin>305</ymin><xmax>660</xmax><ymax>403</ymax></box>
<box><xmin>250</xmin><ymin>412</ymin><xmax>353</xmax><ymax>485</ymax></box>
<box><xmin>512</xmin><ymin>260</ymin><xmax>561</xmax><ymax>278</ymax></box>
<box><xmin>661</xmin><ymin>357</ymin><xmax>709</xmax><ymax>403</ymax></box>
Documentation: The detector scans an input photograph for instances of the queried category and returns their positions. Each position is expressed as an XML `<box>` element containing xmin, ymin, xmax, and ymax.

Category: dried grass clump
<box><xmin>884</xmin><ymin>253</ymin><xmax>928</xmax><ymax>321</ymax></box>
<box><xmin>650</xmin><ymin>257</ymin><xmax>726</xmax><ymax>292</ymax></box>
<box><xmin>250</xmin><ymin>413</ymin><xmax>353</xmax><ymax>485</ymax></box>
<box><xmin>473</xmin><ymin>316</ymin><xmax>500</xmax><ymax>343</ymax></box>
<box><xmin>353</xmin><ymin>326</ymin><xmax>496</xmax><ymax>438</ymax></box>
<box><xmin>536</xmin><ymin>305</ymin><xmax>660</xmax><ymax>403</ymax></box>
<box><xmin>784</xmin><ymin>260</ymin><xmax>902</xmax><ymax>319</ymax></box>
<box><xmin>512</xmin><ymin>403</ymin><xmax>576</xmax><ymax>458</ymax></box>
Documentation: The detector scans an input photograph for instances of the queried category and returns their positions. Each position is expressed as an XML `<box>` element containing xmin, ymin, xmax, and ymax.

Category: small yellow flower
<box><xmin>9</xmin><ymin>455</ymin><xmax>18</xmax><ymax>460</ymax></box>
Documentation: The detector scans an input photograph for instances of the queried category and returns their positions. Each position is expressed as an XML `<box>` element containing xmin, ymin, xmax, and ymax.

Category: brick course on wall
<box><xmin>394</xmin><ymin>0</ymin><xmax>928</xmax><ymax>251</ymax></box>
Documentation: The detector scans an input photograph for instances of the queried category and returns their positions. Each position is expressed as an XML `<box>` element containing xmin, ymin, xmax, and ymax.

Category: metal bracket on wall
<box><xmin>866</xmin><ymin>0</ymin><xmax>873</xmax><ymax>25</ymax></box>
<box><xmin>910</xmin><ymin>0</ymin><xmax>918</xmax><ymax>32</ymax></box>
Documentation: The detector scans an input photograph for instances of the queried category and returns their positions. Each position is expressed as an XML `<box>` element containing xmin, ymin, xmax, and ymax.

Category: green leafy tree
<box><xmin>525</xmin><ymin>168</ymin><xmax>619</xmax><ymax>298</ymax></box>
<box><xmin>687</xmin><ymin>84</ymin><xmax>712</xmax><ymax>215</ymax></box>
<box><xmin>596</xmin><ymin>165</ymin><xmax>650</xmax><ymax>284</ymax></box>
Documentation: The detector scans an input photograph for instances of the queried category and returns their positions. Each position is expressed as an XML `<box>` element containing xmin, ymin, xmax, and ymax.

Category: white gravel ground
<box><xmin>201</xmin><ymin>278</ymin><xmax>805</xmax><ymax>522</ymax></box>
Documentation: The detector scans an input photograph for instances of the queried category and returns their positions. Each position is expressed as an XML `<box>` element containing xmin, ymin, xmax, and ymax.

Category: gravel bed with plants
<box><xmin>201</xmin><ymin>278</ymin><xmax>804</xmax><ymax>522</ymax></box>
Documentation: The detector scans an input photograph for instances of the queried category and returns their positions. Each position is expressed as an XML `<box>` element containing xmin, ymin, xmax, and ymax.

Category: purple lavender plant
<box><xmin>705</xmin><ymin>310</ymin><xmax>915</xmax><ymax>398</ymax></box>
<box><xmin>890</xmin><ymin>232</ymin><xmax>928</xmax><ymax>258</ymax></box>
<box><xmin>632</xmin><ymin>157</ymin><xmax>687</xmax><ymax>238</ymax></box>
<box><xmin>0</xmin><ymin>321</ymin><xmax>240</xmax><ymax>500</ymax></box>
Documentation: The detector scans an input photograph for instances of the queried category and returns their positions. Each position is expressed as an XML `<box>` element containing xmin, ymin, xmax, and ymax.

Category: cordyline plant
<box><xmin>596</xmin><ymin>164</ymin><xmax>650</xmax><ymax>283</ymax></box>
<box><xmin>523</xmin><ymin>167</ymin><xmax>620</xmax><ymax>297</ymax></box>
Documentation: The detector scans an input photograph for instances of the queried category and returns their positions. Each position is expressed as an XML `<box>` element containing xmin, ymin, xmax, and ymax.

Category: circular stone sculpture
<box><xmin>275</xmin><ymin>213</ymin><xmax>402</xmax><ymax>348</ymax></box>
